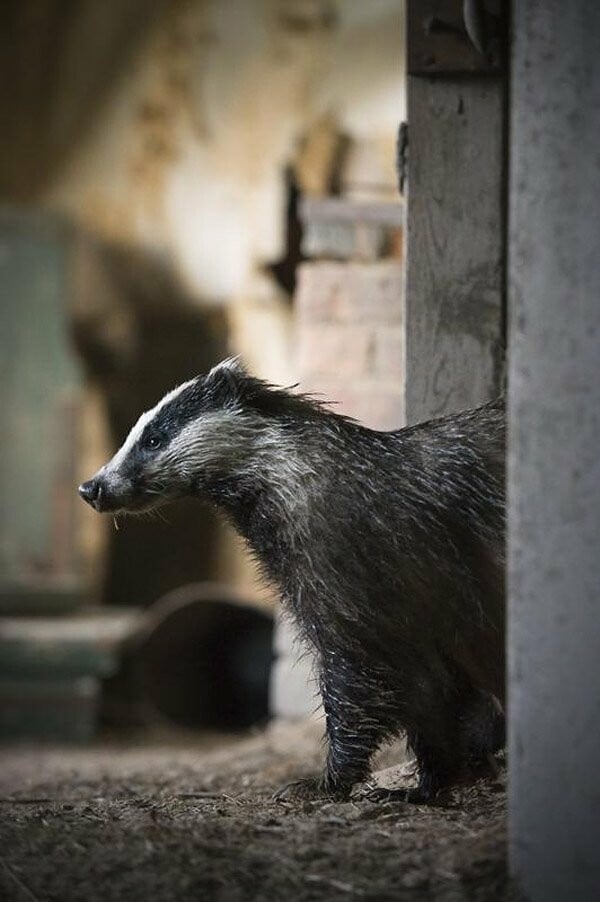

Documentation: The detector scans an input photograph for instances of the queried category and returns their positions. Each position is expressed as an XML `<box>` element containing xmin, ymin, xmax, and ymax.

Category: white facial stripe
<box><xmin>105</xmin><ymin>377</ymin><xmax>197</xmax><ymax>473</ymax></box>
<box><xmin>106</xmin><ymin>360</ymin><xmax>245</xmax><ymax>474</ymax></box>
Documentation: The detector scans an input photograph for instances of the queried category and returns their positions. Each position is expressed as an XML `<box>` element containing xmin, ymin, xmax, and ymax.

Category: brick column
<box><xmin>296</xmin><ymin>259</ymin><xmax>404</xmax><ymax>430</ymax></box>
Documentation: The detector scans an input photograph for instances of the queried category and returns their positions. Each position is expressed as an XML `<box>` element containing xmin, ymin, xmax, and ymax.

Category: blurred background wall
<box><xmin>0</xmin><ymin>0</ymin><xmax>405</xmax><ymax>737</ymax></box>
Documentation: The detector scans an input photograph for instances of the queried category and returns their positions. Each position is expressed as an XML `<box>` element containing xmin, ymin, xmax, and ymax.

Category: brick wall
<box><xmin>296</xmin><ymin>259</ymin><xmax>405</xmax><ymax>429</ymax></box>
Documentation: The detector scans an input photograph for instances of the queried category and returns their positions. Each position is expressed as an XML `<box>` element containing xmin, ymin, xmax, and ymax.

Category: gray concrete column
<box><xmin>508</xmin><ymin>2</ymin><xmax>600</xmax><ymax>899</ymax></box>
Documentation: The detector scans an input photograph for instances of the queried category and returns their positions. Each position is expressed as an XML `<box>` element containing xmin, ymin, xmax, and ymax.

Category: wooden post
<box><xmin>404</xmin><ymin>1</ymin><xmax>506</xmax><ymax>423</ymax></box>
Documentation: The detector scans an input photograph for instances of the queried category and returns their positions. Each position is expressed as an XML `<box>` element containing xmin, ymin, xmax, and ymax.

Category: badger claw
<box><xmin>273</xmin><ymin>777</ymin><xmax>329</xmax><ymax>801</ymax></box>
<box><xmin>273</xmin><ymin>776</ymin><xmax>350</xmax><ymax>802</ymax></box>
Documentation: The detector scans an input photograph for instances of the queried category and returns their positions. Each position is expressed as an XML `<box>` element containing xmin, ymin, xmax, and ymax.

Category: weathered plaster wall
<box><xmin>45</xmin><ymin>0</ymin><xmax>405</xmax><ymax>304</ymax></box>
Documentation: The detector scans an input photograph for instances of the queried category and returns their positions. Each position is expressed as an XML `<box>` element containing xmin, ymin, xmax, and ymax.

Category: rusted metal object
<box><xmin>407</xmin><ymin>0</ymin><xmax>505</xmax><ymax>76</ymax></box>
<box><xmin>0</xmin><ymin>677</ymin><xmax>98</xmax><ymax>743</ymax></box>
<box><xmin>0</xmin><ymin>607</ymin><xmax>140</xmax><ymax>741</ymax></box>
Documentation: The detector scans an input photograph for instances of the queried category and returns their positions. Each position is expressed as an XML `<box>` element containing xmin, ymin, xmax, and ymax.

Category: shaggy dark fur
<box><xmin>80</xmin><ymin>362</ymin><xmax>506</xmax><ymax>802</ymax></box>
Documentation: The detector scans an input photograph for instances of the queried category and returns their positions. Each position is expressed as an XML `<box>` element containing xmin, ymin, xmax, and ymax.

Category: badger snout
<box><xmin>78</xmin><ymin>468</ymin><xmax>155</xmax><ymax>514</ymax></box>
<box><xmin>79</xmin><ymin>472</ymin><xmax>126</xmax><ymax>512</ymax></box>
<box><xmin>78</xmin><ymin>476</ymin><xmax>108</xmax><ymax>511</ymax></box>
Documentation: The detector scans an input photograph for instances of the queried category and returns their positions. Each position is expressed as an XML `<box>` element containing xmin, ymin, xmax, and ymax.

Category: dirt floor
<box><xmin>0</xmin><ymin>721</ymin><xmax>516</xmax><ymax>902</ymax></box>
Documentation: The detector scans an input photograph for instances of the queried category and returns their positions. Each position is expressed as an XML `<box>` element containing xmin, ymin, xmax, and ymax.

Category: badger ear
<box><xmin>206</xmin><ymin>356</ymin><xmax>246</xmax><ymax>404</ymax></box>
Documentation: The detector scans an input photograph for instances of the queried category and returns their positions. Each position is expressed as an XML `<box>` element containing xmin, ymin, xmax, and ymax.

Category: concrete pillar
<box><xmin>508</xmin><ymin>2</ymin><xmax>600</xmax><ymax>899</ymax></box>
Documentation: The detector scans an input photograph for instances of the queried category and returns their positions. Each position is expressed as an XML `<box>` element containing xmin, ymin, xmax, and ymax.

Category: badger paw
<box><xmin>273</xmin><ymin>776</ymin><xmax>350</xmax><ymax>802</ymax></box>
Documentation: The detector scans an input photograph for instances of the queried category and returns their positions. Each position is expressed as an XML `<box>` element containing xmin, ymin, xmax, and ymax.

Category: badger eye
<box><xmin>144</xmin><ymin>433</ymin><xmax>163</xmax><ymax>451</ymax></box>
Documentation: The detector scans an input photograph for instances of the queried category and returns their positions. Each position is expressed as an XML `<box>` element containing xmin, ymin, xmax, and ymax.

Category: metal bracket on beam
<box><xmin>407</xmin><ymin>0</ymin><xmax>505</xmax><ymax>76</ymax></box>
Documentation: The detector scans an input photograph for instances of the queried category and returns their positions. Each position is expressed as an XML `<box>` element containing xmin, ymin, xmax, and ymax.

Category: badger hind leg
<box><xmin>365</xmin><ymin>727</ymin><xmax>463</xmax><ymax>806</ymax></box>
<box><xmin>368</xmin><ymin>683</ymin><xmax>505</xmax><ymax>805</ymax></box>
<box><xmin>408</xmin><ymin>672</ymin><xmax>506</xmax><ymax>796</ymax></box>
<box><xmin>461</xmin><ymin>688</ymin><xmax>505</xmax><ymax>777</ymax></box>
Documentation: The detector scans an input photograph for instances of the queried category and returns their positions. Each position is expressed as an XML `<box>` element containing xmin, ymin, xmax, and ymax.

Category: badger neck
<box><xmin>201</xmin><ymin>424</ymin><xmax>324</xmax><ymax>588</ymax></box>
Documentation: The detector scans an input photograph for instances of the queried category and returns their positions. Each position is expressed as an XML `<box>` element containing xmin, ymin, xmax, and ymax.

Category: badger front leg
<box><xmin>275</xmin><ymin>658</ymin><xmax>386</xmax><ymax>801</ymax></box>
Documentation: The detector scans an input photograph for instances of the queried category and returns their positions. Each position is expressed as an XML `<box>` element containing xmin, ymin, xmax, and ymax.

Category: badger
<box><xmin>79</xmin><ymin>358</ymin><xmax>505</xmax><ymax>803</ymax></box>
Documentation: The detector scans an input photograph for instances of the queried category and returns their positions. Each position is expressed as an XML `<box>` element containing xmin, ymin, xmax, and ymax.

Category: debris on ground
<box><xmin>0</xmin><ymin>721</ymin><xmax>515</xmax><ymax>901</ymax></box>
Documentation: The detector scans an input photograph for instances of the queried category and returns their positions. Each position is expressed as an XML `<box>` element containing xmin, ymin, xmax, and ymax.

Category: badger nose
<box><xmin>78</xmin><ymin>478</ymin><xmax>102</xmax><ymax>507</ymax></box>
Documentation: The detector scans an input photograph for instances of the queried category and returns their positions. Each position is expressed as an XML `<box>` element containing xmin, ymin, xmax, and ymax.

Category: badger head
<box><xmin>78</xmin><ymin>358</ymin><xmax>271</xmax><ymax>515</ymax></box>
